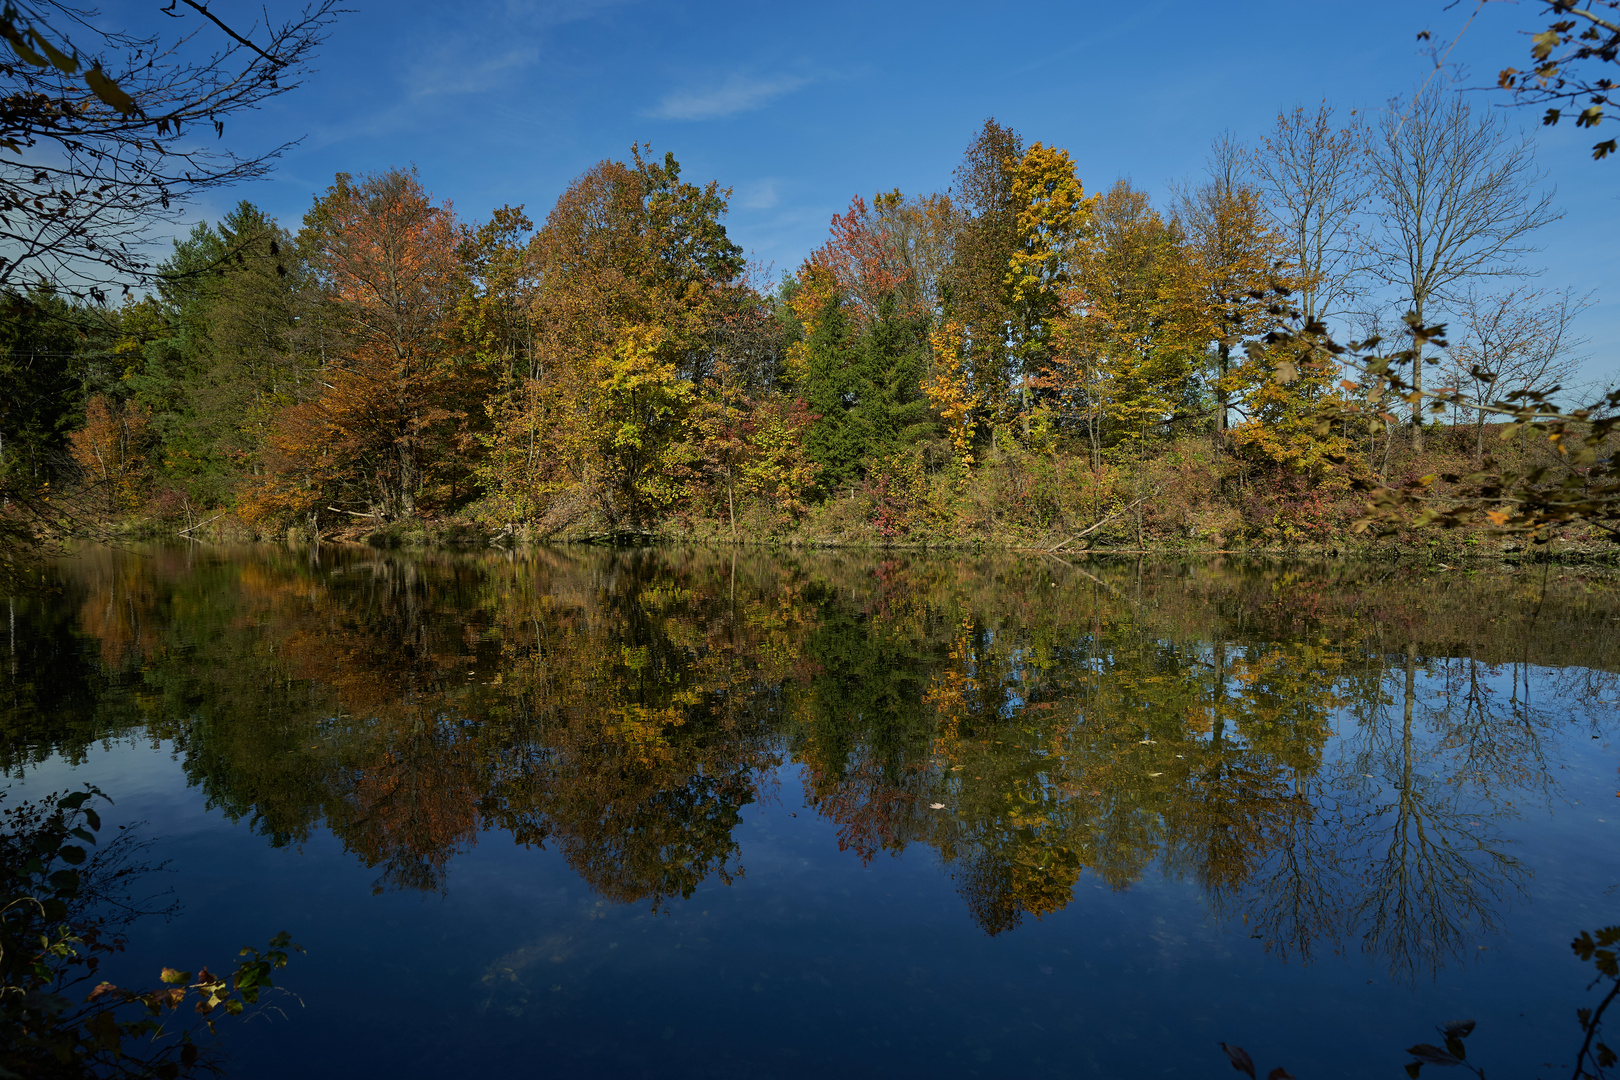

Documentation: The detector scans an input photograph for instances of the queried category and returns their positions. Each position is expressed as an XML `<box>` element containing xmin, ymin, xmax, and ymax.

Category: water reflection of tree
<box><xmin>1342</xmin><ymin>642</ymin><xmax>1527</xmax><ymax>978</ymax></box>
<box><xmin>456</xmin><ymin>549</ymin><xmax>796</xmax><ymax>907</ymax></box>
<box><xmin>788</xmin><ymin>566</ymin><xmax>947</xmax><ymax>862</ymax></box>
<box><xmin>1239</xmin><ymin>636</ymin><xmax>1532</xmax><ymax>982</ymax></box>
<box><xmin>331</xmin><ymin>709</ymin><xmax>484</xmax><ymax>893</ymax></box>
<box><xmin>24</xmin><ymin>547</ymin><xmax>1618</xmax><ymax>971</ymax></box>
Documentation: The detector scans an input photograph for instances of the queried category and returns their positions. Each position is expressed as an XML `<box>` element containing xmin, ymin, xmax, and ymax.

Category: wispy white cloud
<box><xmin>408</xmin><ymin>45</ymin><xmax>542</xmax><ymax>99</ymax></box>
<box><xmin>404</xmin><ymin>0</ymin><xmax>642</xmax><ymax>100</ymax></box>
<box><xmin>649</xmin><ymin>73</ymin><xmax>812</xmax><ymax>121</ymax></box>
<box><xmin>737</xmin><ymin>178</ymin><xmax>781</xmax><ymax>210</ymax></box>
<box><xmin>501</xmin><ymin>0</ymin><xmax>640</xmax><ymax>25</ymax></box>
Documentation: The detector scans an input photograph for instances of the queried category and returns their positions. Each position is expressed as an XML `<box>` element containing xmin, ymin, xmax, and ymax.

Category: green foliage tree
<box><xmin>1045</xmin><ymin>180</ymin><xmax>1212</xmax><ymax>462</ymax></box>
<box><xmin>943</xmin><ymin>119</ymin><xmax>1025</xmax><ymax>433</ymax></box>
<box><xmin>0</xmin><ymin>290</ymin><xmax>91</xmax><ymax>486</ymax></box>
<box><xmin>126</xmin><ymin>202</ymin><xmax>313</xmax><ymax>507</ymax></box>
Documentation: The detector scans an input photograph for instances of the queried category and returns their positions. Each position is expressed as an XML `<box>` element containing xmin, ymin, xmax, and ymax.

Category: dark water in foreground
<box><xmin>5</xmin><ymin>545</ymin><xmax>1620</xmax><ymax>1078</ymax></box>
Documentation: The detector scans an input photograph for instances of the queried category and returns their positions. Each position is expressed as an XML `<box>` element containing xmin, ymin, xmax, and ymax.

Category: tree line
<box><xmin>1</xmin><ymin>84</ymin><xmax>1609</xmax><ymax>549</ymax></box>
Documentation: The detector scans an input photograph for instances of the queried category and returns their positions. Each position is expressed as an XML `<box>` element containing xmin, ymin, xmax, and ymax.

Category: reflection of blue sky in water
<box><xmin>9</xmin><ymin>680</ymin><xmax>1619</xmax><ymax>1077</ymax></box>
<box><xmin>5</xmin><ymin>549</ymin><xmax>1620</xmax><ymax>1078</ymax></box>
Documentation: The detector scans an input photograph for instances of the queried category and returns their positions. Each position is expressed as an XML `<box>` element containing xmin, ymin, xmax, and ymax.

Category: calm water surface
<box><xmin>5</xmin><ymin>545</ymin><xmax>1620</xmax><ymax>1078</ymax></box>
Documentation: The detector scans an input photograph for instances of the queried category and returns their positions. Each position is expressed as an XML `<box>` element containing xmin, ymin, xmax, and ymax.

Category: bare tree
<box><xmin>1442</xmin><ymin>285</ymin><xmax>1590</xmax><ymax>462</ymax></box>
<box><xmin>1366</xmin><ymin>82</ymin><xmax>1559</xmax><ymax>452</ymax></box>
<box><xmin>1255</xmin><ymin>101</ymin><xmax>1367</xmax><ymax>327</ymax></box>
<box><xmin>0</xmin><ymin>0</ymin><xmax>340</xmax><ymax>302</ymax></box>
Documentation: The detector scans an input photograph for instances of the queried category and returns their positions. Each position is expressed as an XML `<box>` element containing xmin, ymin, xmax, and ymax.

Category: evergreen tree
<box><xmin>798</xmin><ymin>291</ymin><xmax>862</xmax><ymax>492</ymax></box>
<box><xmin>130</xmin><ymin>202</ymin><xmax>312</xmax><ymax>507</ymax></box>
<box><xmin>849</xmin><ymin>294</ymin><xmax>934</xmax><ymax>462</ymax></box>
<box><xmin>943</xmin><ymin>119</ymin><xmax>1024</xmax><ymax>431</ymax></box>
<box><xmin>0</xmin><ymin>291</ymin><xmax>92</xmax><ymax>487</ymax></box>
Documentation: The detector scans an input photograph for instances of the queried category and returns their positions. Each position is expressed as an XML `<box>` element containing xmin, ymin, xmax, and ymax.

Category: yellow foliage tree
<box><xmin>1174</xmin><ymin>136</ymin><xmax>1293</xmax><ymax>448</ymax></box>
<box><xmin>1005</xmin><ymin>142</ymin><xmax>1095</xmax><ymax>380</ymax></box>
<box><xmin>479</xmin><ymin>149</ymin><xmax>746</xmax><ymax>534</ymax></box>
<box><xmin>589</xmin><ymin>325</ymin><xmax>698</xmax><ymax>526</ymax></box>
<box><xmin>924</xmin><ymin>320</ymin><xmax>980</xmax><ymax>469</ymax></box>
<box><xmin>1044</xmin><ymin>181</ymin><xmax>1212</xmax><ymax>464</ymax></box>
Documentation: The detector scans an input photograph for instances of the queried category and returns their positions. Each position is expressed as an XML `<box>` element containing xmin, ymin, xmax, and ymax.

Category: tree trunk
<box><xmin>1411</xmin><ymin>301</ymin><xmax>1426</xmax><ymax>455</ymax></box>
<box><xmin>1402</xmin><ymin>638</ymin><xmax>1417</xmax><ymax>796</ymax></box>
<box><xmin>399</xmin><ymin>441</ymin><xmax>417</xmax><ymax>519</ymax></box>
<box><xmin>727</xmin><ymin>468</ymin><xmax>736</xmax><ymax>541</ymax></box>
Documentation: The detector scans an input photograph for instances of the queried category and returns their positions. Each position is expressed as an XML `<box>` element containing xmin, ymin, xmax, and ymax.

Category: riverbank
<box><xmin>107</xmin><ymin>508</ymin><xmax>1620</xmax><ymax>568</ymax></box>
<box><xmin>92</xmin><ymin>429</ymin><xmax>1620</xmax><ymax>564</ymax></box>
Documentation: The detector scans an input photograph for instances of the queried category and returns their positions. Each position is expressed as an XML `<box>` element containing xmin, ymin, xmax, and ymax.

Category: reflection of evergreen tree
<box><xmin>793</xmin><ymin>603</ymin><xmax>935</xmax><ymax>779</ymax></box>
<box><xmin>0</xmin><ymin>585</ymin><xmax>106</xmax><ymax>769</ymax></box>
<box><xmin>787</xmin><ymin>588</ymin><xmax>939</xmax><ymax>862</ymax></box>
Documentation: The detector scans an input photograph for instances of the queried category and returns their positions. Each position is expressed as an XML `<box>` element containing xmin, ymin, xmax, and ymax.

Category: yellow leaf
<box><xmin>85</xmin><ymin>64</ymin><xmax>136</xmax><ymax>115</ymax></box>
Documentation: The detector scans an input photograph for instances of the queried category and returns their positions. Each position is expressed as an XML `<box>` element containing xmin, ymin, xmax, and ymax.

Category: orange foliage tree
<box><xmin>69</xmin><ymin>394</ymin><xmax>150</xmax><ymax>514</ymax></box>
<box><xmin>242</xmin><ymin>168</ymin><xmax>479</xmax><ymax>528</ymax></box>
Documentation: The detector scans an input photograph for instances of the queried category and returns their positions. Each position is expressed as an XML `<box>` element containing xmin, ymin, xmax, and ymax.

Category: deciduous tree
<box><xmin>1256</xmin><ymin>102</ymin><xmax>1367</xmax><ymax>327</ymax></box>
<box><xmin>243</xmin><ymin>168</ymin><xmax>474</xmax><ymax>527</ymax></box>
<box><xmin>1441</xmin><ymin>285</ymin><xmax>1590</xmax><ymax>462</ymax></box>
<box><xmin>1046</xmin><ymin>181</ymin><xmax>1210</xmax><ymax>462</ymax></box>
<box><xmin>1175</xmin><ymin>134</ymin><xmax>1292</xmax><ymax>446</ymax></box>
<box><xmin>480</xmin><ymin>148</ymin><xmax>746</xmax><ymax>532</ymax></box>
<box><xmin>1365</xmin><ymin>83</ymin><xmax>1559</xmax><ymax>452</ymax></box>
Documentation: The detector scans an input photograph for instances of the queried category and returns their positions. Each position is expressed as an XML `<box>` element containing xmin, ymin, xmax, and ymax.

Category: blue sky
<box><xmin>162</xmin><ymin>0</ymin><xmax>1616</xmax><ymax>385</ymax></box>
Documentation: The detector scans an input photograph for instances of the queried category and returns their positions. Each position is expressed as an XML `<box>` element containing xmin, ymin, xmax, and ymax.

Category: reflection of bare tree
<box><xmin>1238</xmin><ymin>783</ymin><xmax>1345</xmax><ymax>964</ymax></box>
<box><xmin>1344</xmin><ymin>642</ymin><xmax>1529</xmax><ymax>981</ymax></box>
<box><xmin>1520</xmin><ymin>663</ymin><xmax>1620</xmax><ymax>736</ymax></box>
<box><xmin>1218</xmin><ymin>626</ymin><xmax>1605</xmax><ymax>981</ymax></box>
<box><xmin>1429</xmin><ymin>651</ymin><xmax>1560</xmax><ymax>806</ymax></box>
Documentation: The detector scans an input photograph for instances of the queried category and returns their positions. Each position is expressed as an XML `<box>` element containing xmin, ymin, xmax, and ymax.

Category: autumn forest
<box><xmin>5</xmin><ymin>93</ymin><xmax>1605</xmax><ymax>553</ymax></box>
